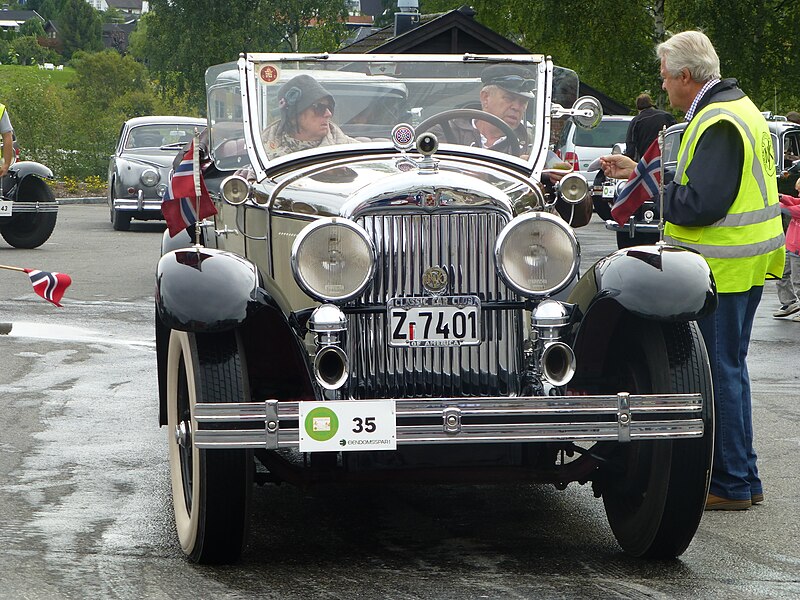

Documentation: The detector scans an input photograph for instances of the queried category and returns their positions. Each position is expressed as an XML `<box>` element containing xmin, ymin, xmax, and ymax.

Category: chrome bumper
<box><xmin>112</xmin><ymin>198</ymin><xmax>163</xmax><ymax>212</ymax></box>
<box><xmin>0</xmin><ymin>201</ymin><xmax>58</xmax><ymax>214</ymax></box>
<box><xmin>604</xmin><ymin>218</ymin><xmax>659</xmax><ymax>235</ymax></box>
<box><xmin>191</xmin><ymin>393</ymin><xmax>704</xmax><ymax>449</ymax></box>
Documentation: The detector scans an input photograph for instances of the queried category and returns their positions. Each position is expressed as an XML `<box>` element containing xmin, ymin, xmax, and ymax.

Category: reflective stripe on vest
<box><xmin>664</xmin><ymin>96</ymin><xmax>785</xmax><ymax>292</ymax></box>
<box><xmin>0</xmin><ymin>103</ymin><xmax>5</xmax><ymax>121</ymax></box>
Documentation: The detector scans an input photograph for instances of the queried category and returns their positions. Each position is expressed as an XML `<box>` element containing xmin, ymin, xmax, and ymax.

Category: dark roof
<box><xmin>338</xmin><ymin>7</ymin><xmax>629</xmax><ymax>115</ymax></box>
<box><xmin>0</xmin><ymin>9</ymin><xmax>45</xmax><ymax>23</ymax></box>
<box><xmin>103</xmin><ymin>21</ymin><xmax>137</xmax><ymax>34</ymax></box>
<box><xmin>106</xmin><ymin>0</ymin><xmax>143</xmax><ymax>10</ymax></box>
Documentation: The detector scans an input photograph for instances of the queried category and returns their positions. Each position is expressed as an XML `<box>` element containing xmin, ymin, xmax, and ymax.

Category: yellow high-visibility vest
<box><xmin>664</xmin><ymin>96</ymin><xmax>785</xmax><ymax>293</ymax></box>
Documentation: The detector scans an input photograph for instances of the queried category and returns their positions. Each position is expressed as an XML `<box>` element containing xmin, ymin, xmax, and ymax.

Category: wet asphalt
<box><xmin>0</xmin><ymin>204</ymin><xmax>797</xmax><ymax>599</ymax></box>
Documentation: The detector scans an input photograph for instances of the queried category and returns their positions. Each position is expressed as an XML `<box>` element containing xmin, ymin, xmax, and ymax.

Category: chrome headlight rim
<box><xmin>494</xmin><ymin>211</ymin><xmax>580</xmax><ymax>297</ymax></box>
<box><xmin>140</xmin><ymin>168</ymin><xmax>160</xmax><ymax>187</ymax></box>
<box><xmin>557</xmin><ymin>172</ymin><xmax>589</xmax><ymax>204</ymax></box>
<box><xmin>220</xmin><ymin>174</ymin><xmax>252</xmax><ymax>206</ymax></box>
<box><xmin>291</xmin><ymin>217</ymin><xmax>376</xmax><ymax>304</ymax></box>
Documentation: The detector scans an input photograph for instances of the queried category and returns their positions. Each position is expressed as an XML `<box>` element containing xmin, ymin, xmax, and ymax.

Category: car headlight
<box><xmin>494</xmin><ymin>212</ymin><xmax>580</xmax><ymax>297</ymax></box>
<box><xmin>140</xmin><ymin>168</ymin><xmax>160</xmax><ymax>187</ymax></box>
<box><xmin>557</xmin><ymin>172</ymin><xmax>589</xmax><ymax>204</ymax></box>
<box><xmin>291</xmin><ymin>218</ymin><xmax>375</xmax><ymax>303</ymax></box>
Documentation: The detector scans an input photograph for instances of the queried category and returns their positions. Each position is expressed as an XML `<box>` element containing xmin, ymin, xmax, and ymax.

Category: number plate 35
<box><xmin>388</xmin><ymin>295</ymin><xmax>481</xmax><ymax>347</ymax></box>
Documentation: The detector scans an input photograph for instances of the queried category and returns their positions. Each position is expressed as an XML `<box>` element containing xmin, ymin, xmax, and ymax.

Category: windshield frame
<box><xmin>234</xmin><ymin>53</ymin><xmax>562</xmax><ymax>182</ymax></box>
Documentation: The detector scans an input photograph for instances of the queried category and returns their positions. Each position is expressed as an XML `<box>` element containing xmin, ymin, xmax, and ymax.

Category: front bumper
<box><xmin>0</xmin><ymin>200</ymin><xmax>58</xmax><ymax>215</ymax></box>
<box><xmin>604</xmin><ymin>218</ymin><xmax>659</xmax><ymax>236</ymax></box>
<box><xmin>190</xmin><ymin>393</ymin><xmax>705</xmax><ymax>449</ymax></box>
<box><xmin>113</xmin><ymin>197</ymin><xmax>163</xmax><ymax>214</ymax></box>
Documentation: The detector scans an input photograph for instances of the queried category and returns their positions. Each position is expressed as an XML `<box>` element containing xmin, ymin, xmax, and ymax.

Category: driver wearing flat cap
<box><xmin>432</xmin><ymin>64</ymin><xmax>535</xmax><ymax>154</ymax></box>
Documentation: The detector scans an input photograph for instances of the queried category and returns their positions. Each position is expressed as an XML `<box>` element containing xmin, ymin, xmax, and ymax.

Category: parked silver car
<box><xmin>107</xmin><ymin>116</ymin><xmax>205</xmax><ymax>230</ymax></box>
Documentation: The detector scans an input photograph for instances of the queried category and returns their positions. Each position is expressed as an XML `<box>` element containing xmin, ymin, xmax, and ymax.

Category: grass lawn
<box><xmin>0</xmin><ymin>64</ymin><xmax>75</xmax><ymax>95</ymax></box>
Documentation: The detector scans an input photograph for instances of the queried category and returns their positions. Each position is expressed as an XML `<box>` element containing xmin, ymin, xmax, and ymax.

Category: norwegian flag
<box><xmin>610</xmin><ymin>138</ymin><xmax>661</xmax><ymax>226</ymax></box>
<box><xmin>161</xmin><ymin>138</ymin><xmax>217</xmax><ymax>238</ymax></box>
<box><xmin>23</xmin><ymin>269</ymin><xmax>72</xmax><ymax>307</ymax></box>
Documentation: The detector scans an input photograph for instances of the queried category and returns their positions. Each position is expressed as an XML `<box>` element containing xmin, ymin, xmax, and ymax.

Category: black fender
<box><xmin>156</xmin><ymin>247</ymin><xmax>261</xmax><ymax>332</ymax></box>
<box><xmin>567</xmin><ymin>244</ymin><xmax>717</xmax><ymax>384</ymax></box>
<box><xmin>570</xmin><ymin>244</ymin><xmax>716</xmax><ymax>321</ymax></box>
<box><xmin>155</xmin><ymin>247</ymin><xmax>316</xmax><ymax>424</ymax></box>
<box><xmin>9</xmin><ymin>160</ymin><xmax>54</xmax><ymax>181</ymax></box>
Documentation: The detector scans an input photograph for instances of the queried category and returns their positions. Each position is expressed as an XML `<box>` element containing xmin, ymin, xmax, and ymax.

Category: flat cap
<box><xmin>481</xmin><ymin>64</ymin><xmax>535</xmax><ymax>99</ymax></box>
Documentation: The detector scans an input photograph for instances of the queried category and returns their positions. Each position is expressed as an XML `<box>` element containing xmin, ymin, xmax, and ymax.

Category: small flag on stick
<box><xmin>23</xmin><ymin>269</ymin><xmax>72</xmax><ymax>307</ymax></box>
<box><xmin>610</xmin><ymin>138</ymin><xmax>662</xmax><ymax>226</ymax></box>
<box><xmin>0</xmin><ymin>264</ymin><xmax>72</xmax><ymax>307</ymax></box>
<box><xmin>161</xmin><ymin>136</ymin><xmax>217</xmax><ymax>238</ymax></box>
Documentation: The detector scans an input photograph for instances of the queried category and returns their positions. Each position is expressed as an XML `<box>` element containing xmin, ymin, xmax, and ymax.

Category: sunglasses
<box><xmin>487</xmin><ymin>75</ymin><xmax>535</xmax><ymax>93</ymax></box>
<box><xmin>309</xmin><ymin>102</ymin><xmax>334</xmax><ymax>116</ymax></box>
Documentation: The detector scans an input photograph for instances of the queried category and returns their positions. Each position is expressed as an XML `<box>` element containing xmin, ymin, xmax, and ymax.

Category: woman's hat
<box><xmin>278</xmin><ymin>74</ymin><xmax>335</xmax><ymax>115</ymax></box>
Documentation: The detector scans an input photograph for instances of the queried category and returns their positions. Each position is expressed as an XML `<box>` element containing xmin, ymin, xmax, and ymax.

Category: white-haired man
<box><xmin>601</xmin><ymin>31</ymin><xmax>785</xmax><ymax>511</ymax></box>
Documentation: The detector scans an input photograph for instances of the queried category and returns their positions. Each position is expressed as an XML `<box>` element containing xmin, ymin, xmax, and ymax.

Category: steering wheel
<box><xmin>415</xmin><ymin>109</ymin><xmax>522</xmax><ymax>157</ymax></box>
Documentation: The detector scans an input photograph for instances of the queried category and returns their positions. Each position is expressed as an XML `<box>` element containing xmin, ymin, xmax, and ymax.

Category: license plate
<box><xmin>388</xmin><ymin>295</ymin><xmax>481</xmax><ymax>347</ymax></box>
<box><xmin>0</xmin><ymin>200</ymin><xmax>12</xmax><ymax>216</ymax></box>
<box><xmin>602</xmin><ymin>183</ymin><xmax>616</xmax><ymax>199</ymax></box>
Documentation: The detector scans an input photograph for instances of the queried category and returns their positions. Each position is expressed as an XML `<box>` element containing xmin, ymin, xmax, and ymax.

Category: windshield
<box><xmin>124</xmin><ymin>125</ymin><xmax>195</xmax><ymax>150</ymax></box>
<box><xmin>214</xmin><ymin>54</ymin><xmax>580</xmax><ymax>176</ymax></box>
<box><xmin>573</xmin><ymin>119</ymin><xmax>630</xmax><ymax>148</ymax></box>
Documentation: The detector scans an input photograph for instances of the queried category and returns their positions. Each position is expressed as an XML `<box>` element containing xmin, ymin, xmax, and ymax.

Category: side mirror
<box><xmin>550</xmin><ymin>96</ymin><xmax>603</xmax><ymax>129</ymax></box>
<box><xmin>571</xmin><ymin>96</ymin><xmax>603</xmax><ymax>129</ymax></box>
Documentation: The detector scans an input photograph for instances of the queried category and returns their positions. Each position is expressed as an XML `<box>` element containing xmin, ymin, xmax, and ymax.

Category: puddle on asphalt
<box><xmin>0</xmin><ymin>321</ymin><xmax>154</xmax><ymax>348</ymax></box>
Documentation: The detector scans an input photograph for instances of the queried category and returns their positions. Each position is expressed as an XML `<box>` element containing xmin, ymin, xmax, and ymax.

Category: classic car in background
<box><xmin>0</xmin><ymin>134</ymin><xmax>57</xmax><ymax>248</ymax></box>
<box><xmin>594</xmin><ymin>118</ymin><xmax>800</xmax><ymax>247</ymax></box>
<box><xmin>107</xmin><ymin>116</ymin><xmax>206</xmax><ymax>230</ymax></box>
<box><xmin>155</xmin><ymin>53</ymin><xmax>717</xmax><ymax>563</ymax></box>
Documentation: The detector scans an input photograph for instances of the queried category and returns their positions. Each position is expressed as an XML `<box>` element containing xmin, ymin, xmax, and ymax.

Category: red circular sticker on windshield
<box><xmin>259</xmin><ymin>65</ymin><xmax>279</xmax><ymax>83</ymax></box>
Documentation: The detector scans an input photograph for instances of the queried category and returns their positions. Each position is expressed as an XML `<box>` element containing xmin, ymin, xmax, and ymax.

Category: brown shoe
<box><xmin>705</xmin><ymin>492</ymin><xmax>751</xmax><ymax>511</ymax></box>
<box><xmin>751</xmin><ymin>492</ymin><xmax>764</xmax><ymax>505</ymax></box>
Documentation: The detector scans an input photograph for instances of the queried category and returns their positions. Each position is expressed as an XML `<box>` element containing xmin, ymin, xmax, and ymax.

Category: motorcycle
<box><xmin>0</xmin><ymin>158</ymin><xmax>58</xmax><ymax>249</ymax></box>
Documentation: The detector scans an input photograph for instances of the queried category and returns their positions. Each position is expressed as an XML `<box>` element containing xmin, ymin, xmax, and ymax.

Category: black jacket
<box><xmin>624</xmin><ymin>107</ymin><xmax>676</xmax><ymax>161</ymax></box>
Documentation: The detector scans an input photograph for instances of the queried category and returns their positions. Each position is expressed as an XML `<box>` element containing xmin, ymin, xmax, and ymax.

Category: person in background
<box><xmin>786</xmin><ymin>111</ymin><xmax>800</xmax><ymax>125</ymax></box>
<box><xmin>0</xmin><ymin>101</ymin><xmax>14</xmax><ymax>178</ymax></box>
<box><xmin>775</xmin><ymin>176</ymin><xmax>800</xmax><ymax>319</ymax></box>
<box><xmin>623</xmin><ymin>92</ymin><xmax>676</xmax><ymax>161</ymax></box>
<box><xmin>261</xmin><ymin>74</ymin><xmax>354</xmax><ymax>159</ymax></box>
<box><xmin>600</xmin><ymin>30</ymin><xmax>785</xmax><ymax>511</ymax></box>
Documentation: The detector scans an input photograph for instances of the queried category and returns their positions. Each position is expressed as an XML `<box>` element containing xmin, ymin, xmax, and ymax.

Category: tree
<box><xmin>68</xmin><ymin>49</ymin><xmax>149</xmax><ymax>111</ymax></box>
<box><xmin>11</xmin><ymin>35</ymin><xmax>60</xmax><ymax>66</ymax></box>
<box><xmin>19</xmin><ymin>19</ymin><xmax>47</xmax><ymax>38</ymax></box>
<box><xmin>143</xmin><ymin>0</ymin><xmax>351</xmax><ymax>110</ymax></box>
<box><xmin>59</xmin><ymin>0</ymin><xmax>103</xmax><ymax>59</ymax></box>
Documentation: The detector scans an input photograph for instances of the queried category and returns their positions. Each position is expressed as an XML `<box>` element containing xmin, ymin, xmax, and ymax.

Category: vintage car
<box><xmin>595</xmin><ymin>119</ymin><xmax>800</xmax><ymax>246</ymax></box>
<box><xmin>107</xmin><ymin>116</ymin><xmax>206</xmax><ymax>230</ymax></box>
<box><xmin>155</xmin><ymin>54</ymin><xmax>717</xmax><ymax>564</ymax></box>
<box><xmin>0</xmin><ymin>135</ymin><xmax>57</xmax><ymax>248</ymax></box>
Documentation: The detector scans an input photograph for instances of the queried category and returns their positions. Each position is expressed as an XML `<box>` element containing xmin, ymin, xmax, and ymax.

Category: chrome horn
<box><xmin>531</xmin><ymin>300</ymin><xmax>576</xmax><ymax>386</ymax></box>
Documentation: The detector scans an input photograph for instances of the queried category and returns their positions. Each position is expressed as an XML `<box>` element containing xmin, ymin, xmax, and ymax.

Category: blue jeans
<box><xmin>698</xmin><ymin>286</ymin><xmax>763</xmax><ymax>501</ymax></box>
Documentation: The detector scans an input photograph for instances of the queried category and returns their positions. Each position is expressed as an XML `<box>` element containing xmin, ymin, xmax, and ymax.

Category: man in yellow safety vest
<box><xmin>600</xmin><ymin>31</ymin><xmax>785</xmax><ymax>512</ymax></box>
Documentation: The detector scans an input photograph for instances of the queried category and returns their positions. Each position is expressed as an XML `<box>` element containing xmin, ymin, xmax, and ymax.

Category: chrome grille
<box><xmin>349</xmin><ymin>211</ymin><xmax>523</xmax><ymax>398</ymax></box>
